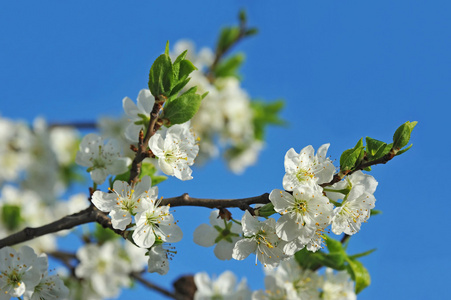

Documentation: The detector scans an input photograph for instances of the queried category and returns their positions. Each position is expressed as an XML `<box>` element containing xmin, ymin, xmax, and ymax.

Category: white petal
<box><xmin>133</xmin><ymin>222</ymin><xmax>156</xmax><ymax>248</ymax></box>
<box><xmin>148</xmin><ymin>134</ymin><xmax>166</xmax><ymax>157</ymax></box>
<box><xmin>91</xmin><ymin>191</ymin><xmax>116</xmax><ymax>212</ymax></box>
<box><xmin>193</xmin><ymin>224</ymin><xmax>217</xmax><ymax>247</ymax></box>
<box><xmin>276</xmin><ymin>214</ymin><xmax>302</xmax><ymax>241</ymax></box>
<box><xmin>284</xmin><ymin>148</ymin><xmax>300</xmax><ymax>172</ymax></box>
<box><xmin>91</xmin><ymin>168</ymin><xmax>108</xmax><ymax>185</ymax></box>
<box><xmin>232</xmin><ymin>239</ymin><xmax>257</xmax><ymax>261</ymax></box>
<box><xmin>137</xmin><ymin>89</ymin><xmax>154</xmax><ymax>114</ymax></box>
<box><xmin>124</xmin><ymin>123</ymin><xmax>142</xmax><ymax>142</ymax></box>
<box><xmin>241</xmin><ymin>210</ymin><xmax>260</xmax><ymax>236</ymax></box>
<box><xmin>214</xmin><ymin>239</ymin><xmax>236</xmax><ymax>260</ymax></box>
<box><xmin>110</xmin><ymin>209</ymin><xmax>132</xmax><ymax>230</ymax></box>
<box><xmin>159</xmin><ymin>223</ymin><xmax>183</xmax><ymax>243</ymax></box>
<box><xmin>269</xmin><ymin>189</ymin><xmax>294</xmax><ymax>212</ymax></box>
<box><xmin>122</xmin><ymin>96</ymin><xmax>140</xmax><ymax>117</ymax></box>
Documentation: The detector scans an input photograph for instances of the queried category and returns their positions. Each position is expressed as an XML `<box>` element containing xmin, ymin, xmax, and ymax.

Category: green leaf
<box><xmin>172</xmin><ymin>50</ymin><xmax>187</xmax><ymax>80</ymax></box>
<box><xmin>365</xmin><ymin>137</ymin><xmax>386</xmax><ymax>159</ymax></box>
<box><xmin>373</xmin><ymin>142</ymin><xmax>393</xmax><ymax>160</ymax></box>
<box><xmin>395</xmin><ymin>144</ymin><xmax>413</xmax><ymax>156</ymax></box>
<box><xmin>148</xmin><ymin>52</ymin><xmax>173</xmax><ymax>98</ymax></box>
<box><xmin>168</xmin><ymin>78</ymin><xmax>191</xmax><ymax>102</ymax></box>
<box><xmin>173</xmin><ymin>50</ymin><xmax>187</xmax><ymax>66</ymax></box>
<box><xmin>340</xmin><ymin>138</ymin><xmax>364</xmax><ymax>171</ymax></box>
<box><xmin>93</xmin><ymin>223</ymin><xmax>119</xmax><ymax>244</ymax></box>
<box><xmin>1</xmin><ymin>204</ymin><xmax>23</xmax><ymax>231</ymax></box>
<box><xmin>255</xmin><ymin>203</ymin><xmax>276</xmax><ymax>218</ymax></box>
<box><xmin>217</xmin><ymin>26</ymin><xmax>241</xmax><ymax>53</ymax></box>
<box><xmin>326</xmin><ymin>236</ymin><xmax>345</xmax><ymax>254</ymax></box>
<box><xmin>177</xmin><ymin>60</ymin><xmax>197</xmax><ymax>82</ymax></box>
<box><xmin>370</xmin><ymin>209</ymin><xmax>382</xmax><ymax>216</ymax></box>
<box><xmin>251</xmin><ymin>99</ymin><xmax>286</xmax><ymax>141</ymax></box>
<box><xmin>140</xmin><ymin>162</ymin><xmax>167</xmax><ymax>186</ymax></box>
<box><xmin>393</xmin><ymin>121</ymin><xmax>417</xmax><ymax>151</ymax></box>
<box><xmin>214</xmin><ymin>53</ymin><xmax>245</xmax><ymax>78</ymax></box>
<box><xmin>163</xmin><ymin>87</ymin><xmax>203</xmax><ymax>125</ymax></box>
<box><xmin>349</xmin><ymin>248</ymin><xmax>377</xmax><ymax>260</ymax></box>
<box><xmin>346</xmin><ymin>257</ymin><xmax>371</xmax><ymax>294</ymax></box>
<box><xmin>239</xmin><ymin>9</ymin><xmax>247</xmax><ymax>23</ymax></box>
<box><xmin>245</xmin><ymin>27</ymin><xmax>259</xmax><ymax>37</ymax></box>
<box><xmin>164</xmin><ymin>40</ymin><xmax>170</xmax><ymax>56</ymax></box>
<box><xmin>294</xmin><ymin>248</ymin><xmax>322</xmax><ymax>270</ymax></box>
<box><xmin>311</xmin><ymin>252</ymin><xmax>346</xmax><ymax>270</ymax></box>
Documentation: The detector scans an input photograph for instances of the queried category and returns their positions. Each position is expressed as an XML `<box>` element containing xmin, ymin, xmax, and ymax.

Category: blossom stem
<box><xmin>128</xmin><ymin>96</ymin><xmax>166</xmax><ymax>185</ymax></box>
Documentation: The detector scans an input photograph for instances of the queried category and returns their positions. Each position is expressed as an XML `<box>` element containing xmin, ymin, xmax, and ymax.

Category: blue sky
<box><xmin>1</xmin><ymin>1</ymin><xmax>450</xmax><ymax>299</ymax></box>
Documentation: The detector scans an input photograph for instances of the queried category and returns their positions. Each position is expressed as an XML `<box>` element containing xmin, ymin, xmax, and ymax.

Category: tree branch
<box><xmin>131</xmin><ymin>272</ymin><xmax>178</xmax><ymax>299</ymax></box>
<box><xmin>161</xmin><ymin>193</ymin><xmax>270</xmax><ymax>210</ymax></box>
<box><xmin>48</xmin><ymin>121</ymin><xmax>97</xmax><ymax>129</ymax></box>
<box><xmin>0</xmin><ymin>193</ymin><xmax>270</xmax><ymax>248</ymax></box>
<box><xmin>0</xmin><ymin>207</ymin><xmax>95</xmax><ymax>249</ymax></box>
<box><xmin>320</xmin><ymin>149</ymin><xmax>397</xmax><ymax>187</ymax></box>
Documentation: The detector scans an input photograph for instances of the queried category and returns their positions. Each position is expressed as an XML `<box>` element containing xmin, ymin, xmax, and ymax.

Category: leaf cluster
<box><xmin>339</xmin><ymin>121</ymin><xmax>417</xmax><ymax>172</ymax></box>
<box><xmin>148</xmin><ymin>42</ymin><xmax>208</xmax><ymax>126</ymax></box>
<box><xmin>295</xmin><ymin>236</ymin><xmax>374</xmax><ymax>294</ymax></box>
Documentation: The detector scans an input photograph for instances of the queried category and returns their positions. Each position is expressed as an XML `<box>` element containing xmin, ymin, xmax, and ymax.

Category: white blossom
<box><xmin>22</xmin><ymin>118</ymin><xmax>63</xmax><ymax>203</ymax></box>
<box><xmin>0</xmin><ymin>186</ymin><xmax>57</xmax><ymax>253</ymax></box>
<box><xmin>282</xmin><ymin>144</ymin><xmax>335</xmax><ymax>191</ymax></box>
<box><xmin>322</xmin><ymin>268</ymin><xmax>356</xmax><ymax>300</ymax></box>
<box><xmin>49</xmin><ymin>126</ymin><xmax>79</xmax><ymax>166</ymax></box>
<box><xmin>149</xmin><ymin>122</ymin><xmax>199</xmax><ymax>181</ymax></box>
<box><xmin>147</xmin><ymin>245</ymin><xmax>172</xmax><ymax>275</ymax></box>
<box><xmin>123</xmin><ymin>240</ymin><xmax>149</xmax><ymax>273</ymax></box>
<box><xmin>193</xmin><ymin>210</ymin><xmax>242</xmax><ymax>260</ymax></box>
<box><xmin>269</xmin><ymin>186</ymin><xmax>333</xmax><ymax>255</ymax></box>
<box><xmin>122</xmin><ymin>89</ymin><xmax>155</xmax><ymax>142</ymax></box>
<box><xmin>227</xmin><ymin>141</ymin><xmax>263</xmax><ymax>174</ymax></box>
<box><xmin>194</xmin><ymin>271</ymin><xmax>251</xmax><ymax>300</ymax></box>
<box><xmin>331</xmin><ymin>185</ymin><xmax>376</xmax><ymax>235</ymax></box>
<box><xmin>0</xmin><ymin>116</ymin><xmax>32</xmax><ymax>184</ymax></box>
<box><xmin>23</xmin><ymin>272</ymin><xmax>69</xmax><ymax>300</ymax></box>
<box><xmin>133</xmin><ymin>197</ymin><xmax>183</xmax><ymax>248</ymax></box>
<box><xmin>252</xmin><ymin>275</ymin><xmax>288</xmax><ymax>300</ymax></box>
<box><xmin>232</xmin><ymin>211</ymin><xmax>286</xmax><ymax>268</ymax></box>
<box><xmin>75</xmin><ymin>133</ymin><xmax>131</xmax><ymax>184</ymax></box>
<box><xmin>325</xmin><ymin>170</ymin><xmax>377</xmax><ymax>202</ymax></box>
<box><xmin>273</xmin><ymin>258</ymin><xmax>321</xmax><ymax>300</ymax></box>
<box><xmin>0</xmin><ymin>246</ymin><xmax>48</xmax><ymax>299</ymax></box>
<box><xmin>92</xmin><ymin>176</ymin><xmax>157</xmax><ymax>230</ymax></box>
<box><xmin>75</xmin><ymin>242</ymin><xmax>131</xmax><ymax>298</ymax></box>
<box><xmin>170</xmin><ymin>41</ymin><xmax>263</xmax><ymax>173</ymax></box>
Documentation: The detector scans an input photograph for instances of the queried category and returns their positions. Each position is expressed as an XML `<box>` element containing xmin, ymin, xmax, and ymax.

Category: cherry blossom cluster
<box><xmin>192</xmin><ymin>259</ymin><xmax>356</xmax><ymax>300</ymax></box>
<box><xmin>170</xmin><ymin>40</ymin><xmax>263</xmax><ymax>174</ymax></box>
<box><xmin>71</xmin><ymin>240</ymin><xmax>147</xmax><ymax>299</ymax></box>
<box><xmin>91</xmin><ymin>176</ymin><xmax>182</xmax><ymax>274</ymax></box>
<box><xmin>0</xmin><ymin>246</ymin><xmax>69</xmax><ymax>299</ymax></box>
<box><xmin>0</xmin><ymin>116</ymin><xmax>92</xmax><ymax>253</ymax></box>
<box><xmin>0</xmin><ymin>116</ymin><xmax>79</xmax><ymax>203</ymax></box>
<box><xmin>254</xmin><ymin>258</ymin><xmax>356</xmax><ymax>300</ymax></box>
<box><xmin>194</xmin><ymin>144</ymin><xmax>377</xmax><ymax>269</ymax></box>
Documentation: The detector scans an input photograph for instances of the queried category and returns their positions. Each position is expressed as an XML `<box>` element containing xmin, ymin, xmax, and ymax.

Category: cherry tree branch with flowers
<box><xmin>0</xmin><ymin>11</ymin><xmax>417</xmax><ymax>300</ymax></box>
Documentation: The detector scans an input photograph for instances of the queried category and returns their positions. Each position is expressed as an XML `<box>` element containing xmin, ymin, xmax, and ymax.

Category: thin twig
<box><xmin>48</xmin><ymin>122</ymin><xmax>97</xmax><ymax>129</ymax></box>
<box><xmin>129</xmin><ymin>97</ymin><xmax>165</xmax><ymax>185</ymax></box>
<box><xmin>161</xmin><ymin>193</ymin><xmax>269</xmax><ymax>210</ymax></box>
<box><xmin>320</xmin><ymin>149</ymin><xmax>397</xmax><ymax>187</ymax></box>
<box><xmin>131</xmin><ymin>272</ymin><xmax>177</xmax><ymax>299</ymax></box>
